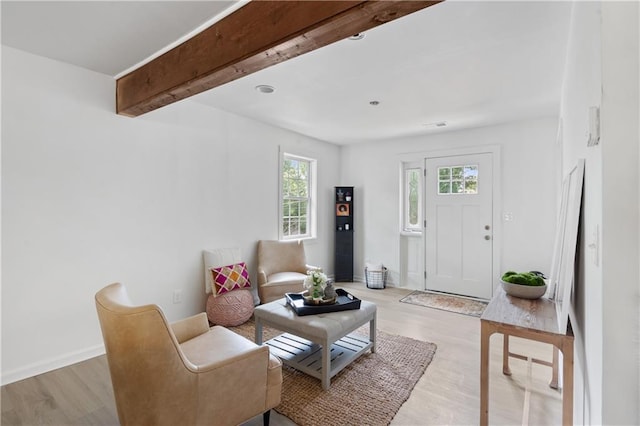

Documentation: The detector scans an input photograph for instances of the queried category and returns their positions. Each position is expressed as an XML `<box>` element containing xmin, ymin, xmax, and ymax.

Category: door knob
<box><xmin>484</xmin><ymin>235</ymin><xmax>491</xmax><ymax>240</ymax></box>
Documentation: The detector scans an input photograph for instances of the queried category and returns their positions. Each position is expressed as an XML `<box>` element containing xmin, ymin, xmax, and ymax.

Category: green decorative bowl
<box><xmin>500</xmin><ymin>280</ymin><xmax>547</xmax><ymax>300</ymax></box>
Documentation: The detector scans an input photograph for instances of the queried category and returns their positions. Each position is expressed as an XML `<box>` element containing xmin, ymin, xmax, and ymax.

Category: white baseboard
<box><xmin>1</xmin><ymin>344</ymin><xmax>105</xmax><ymax>386</ymax></box>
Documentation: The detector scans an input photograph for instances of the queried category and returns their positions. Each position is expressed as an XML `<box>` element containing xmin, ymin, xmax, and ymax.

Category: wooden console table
<box><xmin>480</xmin><ymin>287</ymin><xmax>574</xmax><ymax>425</ymax></box>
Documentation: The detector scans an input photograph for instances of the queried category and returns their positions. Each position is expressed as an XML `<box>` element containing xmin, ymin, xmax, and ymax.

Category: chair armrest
<box><xmin>195</xmin><ymin>343</ymin><xmax>268</xmax><ymax>373</ymax></box>
<box><xmin>171</xmin><ymin>312</ymin><xmax>209</xmax><ymax>344</ymax></box>
<box><xmin>257</xmin><ymin>267</ymin><xmax>268</xmax><ymax>285</ymax></box>
<box><xmin>180</xmin><ymin>326</ymin><xmax>269</xmax><ymax>373</ymax></box>
<box><xmin>306</xmin><ymin>264</ymin><xmax>321</xmax><ymax>272</ymax></box>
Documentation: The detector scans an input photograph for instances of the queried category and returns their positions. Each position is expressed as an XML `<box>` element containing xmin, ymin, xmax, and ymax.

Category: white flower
<box><xmin>304</xmin><ymin>270</ymin><xmax>328</xmax><ymax>298</ymax></box>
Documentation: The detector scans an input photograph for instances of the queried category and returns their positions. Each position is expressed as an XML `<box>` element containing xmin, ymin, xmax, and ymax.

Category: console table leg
<box><xmin>562</xmin><ymin>342</ymin><xmax>574</xmax><ymax>425</ymax></box>
<box><xmin>503</xmin><ymin>334</ymin><xmax>512</xmax><ymax>376</ymax></box>
<box><xmin>480</xmin><ymin>322</ymin><xmax>492</xmax><ymax>426</ymax></box>
<box><xmin>550</xmin><ymin>346</ymin><xmax>559</xmax><ymax>389</ymax></box>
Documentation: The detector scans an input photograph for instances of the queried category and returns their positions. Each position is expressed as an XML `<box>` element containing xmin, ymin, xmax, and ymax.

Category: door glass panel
<box><xmin>438</xmin><ymin>165</ymin><xmax>478</xmax><ymax>195</ymax></box>
<box><xmin>465</xmin><ymin>180</ymin><xmax>478</xmax><ymax>193</ymax></box>
<box><xmin>452</xmin><ymin>167</ymin><xmax>464</xmax><ymax>179</ymax></box>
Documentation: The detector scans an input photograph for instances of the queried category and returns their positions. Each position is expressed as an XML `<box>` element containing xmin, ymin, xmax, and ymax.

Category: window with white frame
<box><xmin>437</xmin><ymin>165</ymin><xmax>478</xmax><ymax>195</ymax></box>
<box><xmin>280</xmin><ymin>153</ymin><xmax>317</xmax><ymax>240</ymax></box>
<box><xmin>402</xmin><ymin>163</ymin><xmax>422</xmax><ymax>232</ymax></box>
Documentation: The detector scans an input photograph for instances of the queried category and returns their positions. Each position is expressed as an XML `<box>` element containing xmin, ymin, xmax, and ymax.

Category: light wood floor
<box><xmin>2</xmin><ymin>283</ymin><xmax>562</xmax><ymax>425</ymax></box>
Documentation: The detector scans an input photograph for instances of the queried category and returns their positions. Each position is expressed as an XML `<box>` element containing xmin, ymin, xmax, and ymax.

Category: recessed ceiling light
<box><xmin>349</xmin><ymin>33</ymin><xmax>365</xmax><ymax>41</ymax></box>
<box><xmin>255</xmin><ymin>85</ymin><xmax>275</xmax><ymax>94</ymax></box>
<box><xmin>369</xmin><ymin>100</ymin><xmax>380</xmax><ymax>106</ymax></box>
<box><xmin>424</xmin><ymin>121</ymin><xmax>447</xmax><ymax>128</ymax></box>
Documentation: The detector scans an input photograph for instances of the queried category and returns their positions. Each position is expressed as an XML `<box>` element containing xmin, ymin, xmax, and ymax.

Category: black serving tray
<box><xmin>285</xmin><ymin>288</ymin><xmax>362</xmax><ymax>316</ymax></box>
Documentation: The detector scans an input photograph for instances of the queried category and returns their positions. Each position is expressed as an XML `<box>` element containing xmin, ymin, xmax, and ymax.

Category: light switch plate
<box><xmin>587</xmin><ymin>106</ymin><xmax>600</xmax><ymax>147</ymax></box>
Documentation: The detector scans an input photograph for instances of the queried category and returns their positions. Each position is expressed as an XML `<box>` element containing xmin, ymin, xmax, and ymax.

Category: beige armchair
<box><xmin>95</xmin><ymin>283</ymin><xmax>282</xmax><ymax>426</ymax></box>
<box><xmin>257</xmin><ymin>240</ymin><xmax>318</xmax><ymax>303</ymax></box>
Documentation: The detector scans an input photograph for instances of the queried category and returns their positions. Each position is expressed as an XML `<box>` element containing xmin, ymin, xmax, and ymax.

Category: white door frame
<box><xmin>423</xmin><ymin>145</ymin><xmax>502</xmax><ymax>297</ymax></box>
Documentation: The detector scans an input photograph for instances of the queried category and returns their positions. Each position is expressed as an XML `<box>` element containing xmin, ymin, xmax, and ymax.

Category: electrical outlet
<box><xmin>173</xmin><ymin>289</ymin><xmax>182</xmax><ymax>304</ymax></box>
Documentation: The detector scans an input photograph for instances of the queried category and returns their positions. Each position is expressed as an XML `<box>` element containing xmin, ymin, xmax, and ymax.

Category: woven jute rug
<box><xmin>399</xmin><ymin>290</ymin><xmax>488</xmax><ymax>317</ymax></box>
<box><xmin>229</xmin><ymin>319</ymin><xmax>437</xmax><ymax>426</ymax></box>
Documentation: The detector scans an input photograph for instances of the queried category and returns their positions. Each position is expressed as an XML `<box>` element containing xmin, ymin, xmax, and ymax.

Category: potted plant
<box><xmin>302</xmin><ymin>270</ymin><xmax>336</xmax><ymax>304</ymax></box>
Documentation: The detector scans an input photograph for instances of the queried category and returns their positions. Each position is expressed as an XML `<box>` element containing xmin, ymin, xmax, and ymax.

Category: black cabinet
<box><xmin>334</xmin><ymin>186</ymin><xmax>353</xmax><ymax>282</ymax></box>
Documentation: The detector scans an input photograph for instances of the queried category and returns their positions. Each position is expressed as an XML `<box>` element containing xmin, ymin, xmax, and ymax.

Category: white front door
<box><xmin>425</xmin><ymin>152</ymin><xmax>493</xmax><ymax>299</ymax></box>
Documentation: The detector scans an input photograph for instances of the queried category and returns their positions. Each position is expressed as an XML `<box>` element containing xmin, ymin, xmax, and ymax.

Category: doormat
<box><xmin>399</xmin><ymin>290</ymin><xmax>488</xmax><ymax>317</ymax></box>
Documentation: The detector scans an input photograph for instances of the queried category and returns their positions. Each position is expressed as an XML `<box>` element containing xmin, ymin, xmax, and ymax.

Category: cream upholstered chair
<box><xmin>203</xmin><ymin>247</ymin><xmax>254</xmax><ymax>326</ymax></box>
<box><xmin>95</xmin><ymin>283</ymin><xmax>282</xmax><ymax>426</ymax></box>
<box><xmin>257</xmin><ymin>240</ymin><xmax>318</xmax><ymax>303</ymax></box>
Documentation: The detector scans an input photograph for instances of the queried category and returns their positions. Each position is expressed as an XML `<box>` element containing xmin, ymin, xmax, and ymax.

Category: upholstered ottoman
<box><xmin>203</xmin><ymin>248</ymin><xmax>254</xmax><ymax>326</ymax></box>
<box><xmin>254</xmin><ymin>297</ymin><xmax>376</xmax><ymax>389</ymax></box>
<box><xmin>206</xmin><ymin>289</ymin><xmax>254</xmax><ymax>326</ymax></box>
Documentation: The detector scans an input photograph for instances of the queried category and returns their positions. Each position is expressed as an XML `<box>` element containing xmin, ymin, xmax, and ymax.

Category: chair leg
<box><xmin>263</xmin><ymin>410</ymin><xmax>271</xmax><ymax>426</ymax></box>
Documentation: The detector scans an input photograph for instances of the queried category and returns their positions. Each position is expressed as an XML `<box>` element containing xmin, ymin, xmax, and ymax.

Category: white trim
<box><xmin>396</xmin><ymin>145</ymin><xmax>502</xmax><ymax>294</ymax></box>
<box><xmin>1</xmin><ymin>344</ymin><xmax>105</xmax><ymax>386</ymax></box>
<box><xmin>422</xmin><ymin>145</ymin><xmax>503</xmax><ymax>298</ymax></box>
<box><xmin>401</xmin><ymin>163</ymin><xmax>423</xmax><ymax>232</ymax></box>
<box><xmin>278</xmin><ymin>149</ymin><xmax>317</xmax><ymax>241</ymax></box>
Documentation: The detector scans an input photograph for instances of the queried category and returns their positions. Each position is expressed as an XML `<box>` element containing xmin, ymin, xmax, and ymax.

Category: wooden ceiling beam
<box><xmin>116</xmin><ymin>0</ymin><xmax>441</xmax><ymax>117</ymax></box>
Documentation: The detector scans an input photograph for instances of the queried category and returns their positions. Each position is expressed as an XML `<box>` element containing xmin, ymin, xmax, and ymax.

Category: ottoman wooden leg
<box><xmin>370</xmin><ymin>314</ymin><xmax>377</xmax><ymax>353</ymax></box>
<box><xmin>255</xmin><ymin>318</ymin><xmax>263</xmax><ymax>345</ymax></box>
<box><xmin>322</xmin><ymin>340</ymin><xmax>331</xmax><ymax>390</ymax></box>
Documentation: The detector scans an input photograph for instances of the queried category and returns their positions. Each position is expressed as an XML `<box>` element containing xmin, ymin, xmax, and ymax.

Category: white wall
<box><xmin>560</xmin><ymin>1</ymin><xmax>639</xmax><ymax>424</ymax></box>
<box><xmin>600</xmin><ymin>2</ymin><xmax>639</xmax><ymax>424</ymax></box>
<box><xmin>0</xmin><ymin>47</ymin><xmax>341</xmax><ymax>384</ymax></box>
<box><xmin>339</xmin><ymin>117</ymin><xmax>560</xmax><ymax>288</ymax></box>
<box><xmin>558</xmin><ymin>2</ymin><xmax>603</xmax><ymax>423</ymax></box>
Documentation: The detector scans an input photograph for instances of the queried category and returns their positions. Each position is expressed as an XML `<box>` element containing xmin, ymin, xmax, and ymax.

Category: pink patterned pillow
<box><xmin>210</xmin><ymin>262</ymin><xmax>251</xmax><ymax>296</ymax></box>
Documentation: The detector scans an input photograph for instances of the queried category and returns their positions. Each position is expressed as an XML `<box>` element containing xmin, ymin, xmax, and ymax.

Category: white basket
<box><xmin>365</xmin><ymin>267</ymin><xmax>387</xmax><ymax>289</ymax></box>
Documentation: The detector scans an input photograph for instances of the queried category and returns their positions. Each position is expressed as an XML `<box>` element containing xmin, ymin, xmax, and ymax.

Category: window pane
<box><xmin>408</xmin><ymin>169</ymin><xmax>419</xmax><ymax>225</ymax></box>
<box><xmin>281</xmin><ymin>154</ymin><xmax>314</xmax><ymax>239</ymax></box>
<box><xmin>436</xmin><ymin>164</ymin><xmax>479</xmax><ymax>196</ymax></box>
<box><xmin>464</xmin><ymin>165</ymin><xmax>478</xmax><ymax>179</ymax></box>
<box><xmin>298</xmin><ymin>162</ymin><xmax>308</xmax><ymax>179</ymax></box>
<box><xmin>452</xmin><ymin>167</ymin><xmax>464</xmax><ymax>179</ymax></box>
<box><xmin>294</xmin><ymin>179</ymin><xmax>308</xmax><ymax>197</ymax></box>
<box><xmin>464</xmin><ymin>165</ymin><xmax>478</xmax><ymax>194</ymax></box>
<box><xmin>439</xmin><ymin>167</ymin><xmax>450</xmax><ymax>180</ymax></box>
<box><xmin>465</xmin><ymin>180</ymin><xmax>478</xmax><ymax>193</ymax></box>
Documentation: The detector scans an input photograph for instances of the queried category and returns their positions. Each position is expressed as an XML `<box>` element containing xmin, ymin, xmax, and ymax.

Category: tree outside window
<box><xmin>281</xmin><ymin>154</ymin><xmax>315</xmax><ymax>239</ymax></box>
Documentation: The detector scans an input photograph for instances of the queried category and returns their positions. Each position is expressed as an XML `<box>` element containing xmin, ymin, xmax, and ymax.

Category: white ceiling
<box><xmin>1</xmin><ymin>1</ymin><xmax>572</xmax><ymax>145</ymax></box>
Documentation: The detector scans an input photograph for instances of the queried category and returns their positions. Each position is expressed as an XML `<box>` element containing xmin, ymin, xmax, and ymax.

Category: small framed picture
<box><xmin>336</xmin><ymin>203</ymin><xmax>349</xmax><ymax>216</ymax></box>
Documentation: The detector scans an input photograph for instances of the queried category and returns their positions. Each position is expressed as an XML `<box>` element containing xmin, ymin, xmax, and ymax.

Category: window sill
<box><xmin>400</xmin><ymin>230</ymin><xmax>422</xmax><ymax>238</ymax></box>
<box><xmin>280</xmin><ymin>236</ymin><xmax>317</xmax><ymax>243</ymax></box>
